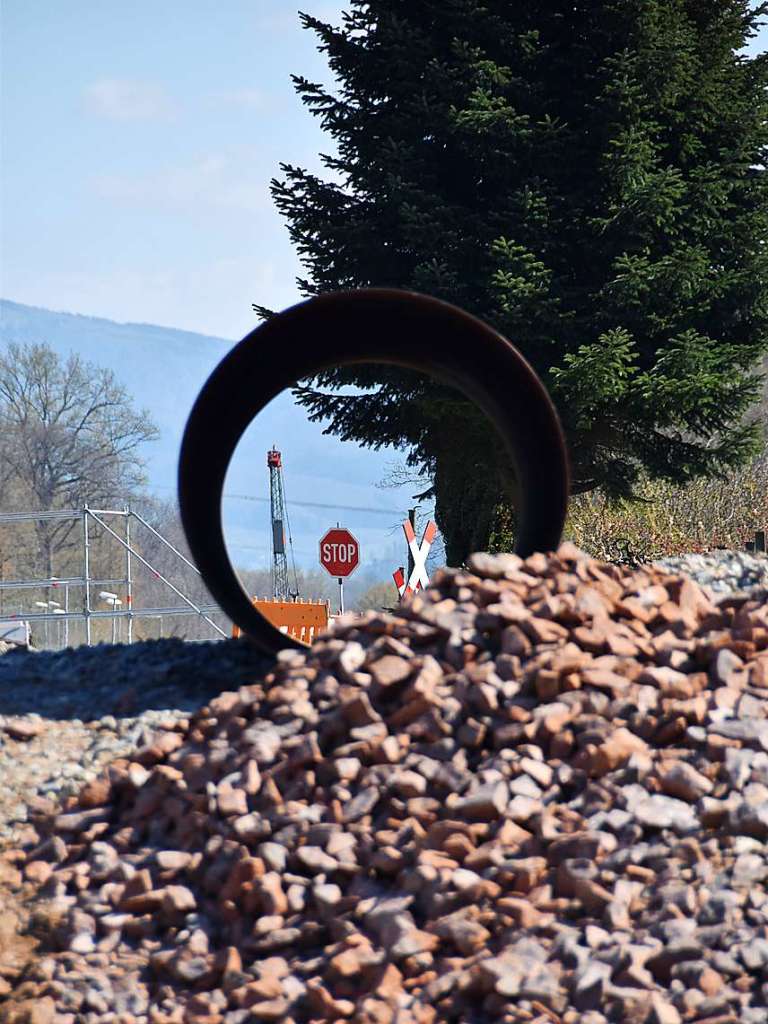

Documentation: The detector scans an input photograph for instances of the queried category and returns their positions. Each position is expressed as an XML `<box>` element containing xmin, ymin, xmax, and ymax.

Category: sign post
<box><xmin>319</xmin><ymin>526</ymin><xmax>360</xmax><ymax>614</ymax></box>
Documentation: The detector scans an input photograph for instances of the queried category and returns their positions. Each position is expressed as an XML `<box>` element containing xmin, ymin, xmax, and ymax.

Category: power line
<box><xmin>151</xmin><ymin>484</ymin><xmax>404</xmax><ymax>517</ymax></box>
<box><xmin>224</xmin><ymin>491</ymin><xmax>404</xmax><ymax>516</ymax></box>
<box><xmin>232</xmin><ymin>542</ymin><xmax>317</xmax><ymax>557</ymax></box>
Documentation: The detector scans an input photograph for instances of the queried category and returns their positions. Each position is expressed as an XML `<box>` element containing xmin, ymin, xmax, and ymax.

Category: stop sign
<box><xmin>319</xmin><ymin>527</ymin><xmax>360</xmax><ymax>578</ymax></box>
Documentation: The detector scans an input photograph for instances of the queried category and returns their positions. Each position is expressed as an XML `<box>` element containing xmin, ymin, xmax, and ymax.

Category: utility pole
<box><xmin>407</xmin><ymin>508</ymin><xmax>416</xmax><ymax>585</ymax></box>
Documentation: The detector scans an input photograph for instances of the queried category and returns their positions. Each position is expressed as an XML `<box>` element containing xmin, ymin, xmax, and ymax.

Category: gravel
<box><xmin>653</xmin><ymin>549</ymin><xmax>768</xmax><ymax>597</ymax></box>
<box><xmin>0</xmin><ymin>638</ymin><xmax>273</xmax><ymax>848</ymax></box>
<box><xmin>2</xmin><ymin>542</ymin><xmax>768</xmax><ymax>1023</ymax></box>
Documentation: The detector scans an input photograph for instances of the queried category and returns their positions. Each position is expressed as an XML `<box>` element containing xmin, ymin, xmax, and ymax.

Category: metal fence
<box><xmin>0</xmin><ymin>506</ymin><xmax>227</xmax><ymax>648</ymax></box>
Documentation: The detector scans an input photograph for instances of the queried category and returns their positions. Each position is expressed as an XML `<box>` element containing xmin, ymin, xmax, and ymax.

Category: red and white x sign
<box><xmin>392</xmin><ymin>519</ymin><xmax>437</xmax><ymax>598</ymax></box>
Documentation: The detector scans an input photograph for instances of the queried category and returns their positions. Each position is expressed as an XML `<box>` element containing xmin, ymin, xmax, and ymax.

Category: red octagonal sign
<box><xmin>319</xmin><ymin>527</ymin><xmax>360</xmax><ymax>578</ymax></box>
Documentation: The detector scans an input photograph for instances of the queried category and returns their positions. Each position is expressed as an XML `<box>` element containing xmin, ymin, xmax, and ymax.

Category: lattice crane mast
<box><xmin>267</xmin><ymin>448</ymin><xmax>298</xmax><ymax>601</ymax></box>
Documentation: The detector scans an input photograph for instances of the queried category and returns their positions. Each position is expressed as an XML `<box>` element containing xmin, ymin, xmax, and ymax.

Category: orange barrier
<box><xmin>232</xmin><ymin>597</ymin><xmax>330</xmax><ymax>644</ymax></box>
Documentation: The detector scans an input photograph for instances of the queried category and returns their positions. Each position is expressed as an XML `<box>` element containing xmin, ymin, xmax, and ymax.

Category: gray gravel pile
<box><xmin>4</xmin><ymin>542</ymin><xmax>768</xmax><ymax>1024</ymax></box>
<box><xmin>0</xmin><ymin>637</ymin><xmax>273</xmax><ymax>719</ymax></box>
<box><xmin>654</xmin><ymin>549</ymin><xmax>768</xmax><ymax>598</ymax></box>
<box><xmin>0</xmin><ymin>709</ymin><xmax>189</xmax><ymax>846</ymax></box>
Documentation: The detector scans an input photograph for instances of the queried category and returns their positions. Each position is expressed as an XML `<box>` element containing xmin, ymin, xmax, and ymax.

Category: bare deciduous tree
<box><xmin>0</xmin><ymin>342</ymin><xmax>159</xmax><ymax>575</ymax></box>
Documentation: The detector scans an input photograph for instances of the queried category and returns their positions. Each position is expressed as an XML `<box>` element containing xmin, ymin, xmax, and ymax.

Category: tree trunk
<box><xmin>433</xmin><ymin>450</ymin><xmax>499</xmax><ymax>566</ymax></box>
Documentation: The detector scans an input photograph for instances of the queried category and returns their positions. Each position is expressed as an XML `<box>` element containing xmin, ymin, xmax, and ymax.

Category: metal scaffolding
<box><xmin>0</xmin><ymin>506</ymin><xmax>227</xmax><ymax>647</ymax></box>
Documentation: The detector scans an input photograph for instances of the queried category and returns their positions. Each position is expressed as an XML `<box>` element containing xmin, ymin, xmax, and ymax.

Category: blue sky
<box><xmin>1</xmin><ymin>1</ymin><xmax>344</xmax><ymax>339</ymax></box>
<box><xmin>2</xmin><ymin>2</ymin><xmax>766</xmax><ymax>338</ymax></box>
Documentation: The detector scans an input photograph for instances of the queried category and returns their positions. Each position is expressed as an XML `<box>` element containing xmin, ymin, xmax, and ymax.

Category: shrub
<box><xmin>564</xmin><ymin>453</ymin><xmax>768</xmax><ymax>565</ymax></box>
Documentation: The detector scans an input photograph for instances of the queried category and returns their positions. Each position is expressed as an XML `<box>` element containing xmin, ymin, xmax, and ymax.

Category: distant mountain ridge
<box><xmin>0</xmin><ymin>299</ymin><xmax>231</xmax><ymax>488</ymax></box>
<box><xmin>0</xmin><ymin>299</ymin><xmax>413</xmax><ymax>576</ymax></box>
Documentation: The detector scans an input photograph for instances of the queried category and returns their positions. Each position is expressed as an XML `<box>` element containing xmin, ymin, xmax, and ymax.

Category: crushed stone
<box><xmin>2</xmin><ymin>543</ymin><xmax>768</xmax><ymax>1023</ymax></box>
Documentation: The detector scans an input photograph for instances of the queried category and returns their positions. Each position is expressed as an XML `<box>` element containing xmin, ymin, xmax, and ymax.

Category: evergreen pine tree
<box><xmin>258</xmin><ymin>1</ymin><xmax>768</xmax><ymax>565</ymax></box>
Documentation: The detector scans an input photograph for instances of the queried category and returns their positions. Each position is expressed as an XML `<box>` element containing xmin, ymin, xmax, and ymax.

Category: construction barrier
<box><xmin>232</xmin><ymin>597</ymin><xmax>330</xmax><ymax>643</ymax></box>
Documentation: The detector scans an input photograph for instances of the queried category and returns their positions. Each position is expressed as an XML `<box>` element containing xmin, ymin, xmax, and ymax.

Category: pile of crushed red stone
<box><xmin>5</xmin><ymin>543</ymin><xmax>768</xmax><ymax>1024</ymax></box>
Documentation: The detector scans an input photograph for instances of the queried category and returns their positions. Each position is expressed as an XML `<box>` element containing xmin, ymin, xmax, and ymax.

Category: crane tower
<box><xmin>267</xmin><ymin>448</ymin><xmax>290</xmax><ymax>600</ymax></box>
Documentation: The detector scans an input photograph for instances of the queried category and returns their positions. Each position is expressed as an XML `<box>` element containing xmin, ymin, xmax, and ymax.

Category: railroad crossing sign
<box><xmin>393</xmin><ymin>519</ymin><xmax>436</xmax><ymax>598</ymax></box>
<box><xmin>392</xmin><ymin>566</ymin><xmax>409</xmax><ymax>598</ymax></box>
